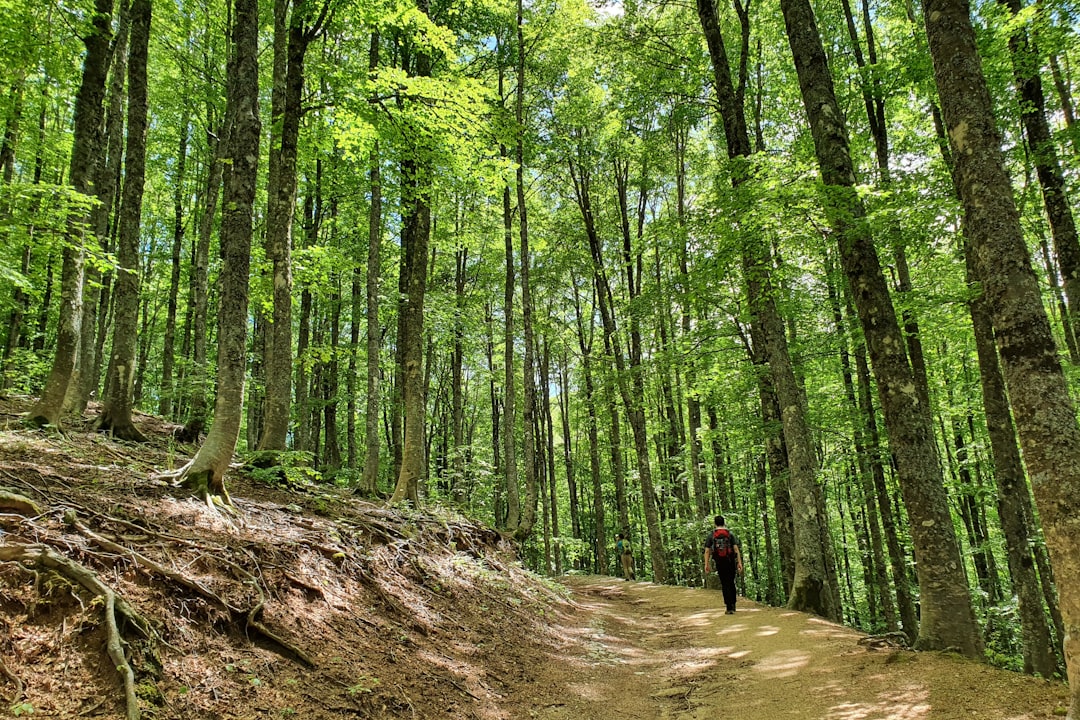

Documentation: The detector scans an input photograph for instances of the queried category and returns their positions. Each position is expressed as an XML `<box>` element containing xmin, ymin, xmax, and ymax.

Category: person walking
<box><xmin>615</xmin><ymin>533</ymin><xmax>635</xmax><ymax>581</ymax></box>
<box><xmin>704</xmin><ymin>515</ymin><xmax>743</xmax><ymax>614</ymax></box>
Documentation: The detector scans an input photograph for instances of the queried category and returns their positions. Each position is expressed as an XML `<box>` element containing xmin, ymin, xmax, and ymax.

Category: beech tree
<box><xmin>922</xmin><ymin>0</ymin><xmax>1080</xmax><ymax>708</ymax></box>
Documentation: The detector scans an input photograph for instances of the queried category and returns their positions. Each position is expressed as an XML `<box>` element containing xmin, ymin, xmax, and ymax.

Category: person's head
<box><xmin>714</xmin><ymin>515</ymin><xmax>725</xmax><ymax>527</ymax></box>
<box><xmin>616</xmin><ymin>533</ymin><xmax>624</xmax><ymax>540</ymax></box>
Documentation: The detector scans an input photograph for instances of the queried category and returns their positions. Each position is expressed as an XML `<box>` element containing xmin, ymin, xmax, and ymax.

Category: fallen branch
<box><xmin>0</xmin><ymin>543</ymin><xmax>145</xmax><ymax>720</ymax></box>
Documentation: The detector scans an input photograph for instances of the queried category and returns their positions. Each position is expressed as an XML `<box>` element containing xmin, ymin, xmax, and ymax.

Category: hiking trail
<box><xmin>519</xmin><ymin>576</ymin><xmax>1068</xmax><ymax>720</ymax></box>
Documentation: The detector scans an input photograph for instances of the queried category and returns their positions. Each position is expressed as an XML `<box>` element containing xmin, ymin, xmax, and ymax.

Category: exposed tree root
<box><xmin>0</xmin><ymin>543</ymin><xmax>147</xmax><ymax>720</ymax></box>
<box><xmin>67</xmin><ymin>510</ymin><xmax>313</xmax><ymax>667</ymax></box>
<box><xmin>0</xmin><ymin>491</ymin><xmax>41</xmax><ymax>517</ymax></box>
<box><xmin>0</xmin><ymin>656</ymin><xmax>23</xmax><ymax>702</ymax></box>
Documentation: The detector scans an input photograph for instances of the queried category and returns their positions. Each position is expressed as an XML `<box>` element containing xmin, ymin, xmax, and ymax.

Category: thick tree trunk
<box><xmin>179</xmin><ymin>0</ymin><xmax>260</xmax><ymax>500</ymax></box>
<box><xmin>29</xmin><ymin>0</ymin><xmax>113</xmax><ymax>428</ymax></box>
<box><xmin>922</xmin><ymin>0</ymin><xmax>1080</xmax><ymax>705</ymax></box>
<box><xmin>96</xmin><ymin>0</ymin><xmax>150</xmax><ymax>442</ymax></box>
<box><xmin>779</xmin><ymin>0</ymin><xmax>981</xmax><ymax>656</ymax></box>
<box><xmin>68</xmin><ymin>0</ymin><xmax>129</xmax><ymax>416</ymax></box>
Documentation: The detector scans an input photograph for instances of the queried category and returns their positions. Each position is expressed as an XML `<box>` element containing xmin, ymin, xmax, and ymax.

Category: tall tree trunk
<box><xmin>697</xmin><ymin>0</ymin><xmax>835</xmax><ymax>617</ymax></box>
<box><xmin>500</xmin><ymin>173</ymin><xmax>520</xmax><ymax>528</ymax></box>
<box><xmin>999</xmin><ymin>0</ymin><xmax>1080</xmax><ymax>359</ymax></box>
<box><xmin>922</xmin><ymin>0</ymin><xmax>1080</xmax><ymax>702</ymax></box>
<box><xmin>69</xmin><ymin>0</ymin><xmax>129</xmax><ymax>416</ymax></box>
<box><xmin>359</xmin><ymin>32</ymin><xmax>383</xmax><ymax>495</ymax></box>
<box><xmin>176</xmin><ymin>0</ymin><xmax>260</xmax><ymax>501</ymax></box>
<box><xmin>29</xmin><ymin>0</ymin><xmax>113</xmax><ymax>428</ymax></box>
<box><xmin>388</xmin><ymin>14</ymin><xmax>432</xmax><ymax>505</ymax></box>
<box><xmin>160</xmin><ymin>110</ymin><xmax>188</xmax><ymax>418</ymax></box>
<box><xmin>176</xmin><ymin>116</ymin><xmax>223</xmax><ymax>444</ymax></box>
<box><xmin>451</xmin><ymin>244</ymin><xmax>466</xmax><ymax>503</ymax></box>
<box><xmin>826</xmin><ymin>253</ymin><xmax>898</xmax><ymax>631</ymax></box>
<box><xmin>558</xmin><ymin>348</ymin><xmax>581</xmax><ymax>550</ymax></box>
<box><xmin>96</xmin><ymin>0</ymin><xmax>150</xmax><ymax>442</ymax></box>
<box><xmin>572</xmin><ymin>276</ymin><xmax>606</xmax><ymax>574</ymax></box>
<box><xmin>259</xmin><ymin>0</ymin><xmax>327</xmax><ymax>451</ymax></box>
<box><xmin>779</xmin><ymin>0</ymin><xmax>981</xmax><ymax>655</ymax></box>
<box><xmin>514</xmin><ymin>0</ymin><xmax>539</xmax><ymax>540</ymax></box>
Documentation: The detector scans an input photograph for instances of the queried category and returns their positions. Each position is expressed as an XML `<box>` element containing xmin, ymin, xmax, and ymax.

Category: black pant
<box><xmin>716</xmin><ymin>559</ymin><xmax>737</xmax><ymax>611</ymax></box>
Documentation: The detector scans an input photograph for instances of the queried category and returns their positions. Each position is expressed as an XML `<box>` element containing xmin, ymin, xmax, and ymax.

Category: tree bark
<box><xmin>999</xmin><ymin>0</ymin><xmax>1080</xmax><ymax>361</ymax></box>
<box><xmin>779</xmin><ymin>0</ymin><xmax>981</xmax><ymax>656</ymax></box>
<box><xmin>29</xmin><ymin>0</ymin><xmax>113</xmax><ymax>428</ymax></box>
<box><xmin>388</xmin><ymin>18</ymin><xmax>432</xmax><ymax>505</ymax></box>
<box><xmin>697</xmin><ymin>0</ymin><xmax>835</xmax><ymax>617</ymax></box>
<box><xmin>178</xmin><ymin>0</ymin><xmax>260</xmax><ymax>500</ymax></box>
<box><xmin>159</xmin><ymin>110</ymin><xmax>188</xmax><ymax>418</ymax></box>
<box><xmin>922</xmin><ymin>0</ymin><xmax>1080</xmax><ymax>700</ymax></box>
<box><xmin>96</xmin><ymin>0</ymin><xmax>150</xmax><ymax>442</ymax></box>
<box><xmin>259</xmin><ymin>0</ymin><xmax>326</xmax><ymax>451</ymax></box>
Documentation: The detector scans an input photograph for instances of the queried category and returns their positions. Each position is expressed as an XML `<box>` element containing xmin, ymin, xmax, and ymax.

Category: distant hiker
<box><xmin>704</xmin><ymin>515</ymin><xmax>743</xmax><ymax>614</ymax></box>
<box><xmin>615</xmin><ymin>533</ymin><xmax>635</xmax><ymax>581</ymax></box>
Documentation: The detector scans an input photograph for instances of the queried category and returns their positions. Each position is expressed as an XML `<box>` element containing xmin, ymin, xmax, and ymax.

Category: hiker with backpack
<box><xmin>704</xmin><ymin>515</ymin><xmax>743</xmax><ymax>614</ymax></box>
<box><xmin>615</xmin><ymin>533</ymin><xmax>635</xmax><ymax>581</ymax></box>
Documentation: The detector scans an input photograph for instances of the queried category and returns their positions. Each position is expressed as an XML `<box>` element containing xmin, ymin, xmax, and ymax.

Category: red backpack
<box><xmin>711</xmin><ymin>527</ymin><xmax>733</xmax><ymax>562</ymax></box>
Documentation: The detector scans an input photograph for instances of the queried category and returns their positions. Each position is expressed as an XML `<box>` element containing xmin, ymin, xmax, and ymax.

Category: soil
<box><xmin>0</xmin><ymin>395</ymin><xmax>1071</xmax><ymax>719</ymax></box>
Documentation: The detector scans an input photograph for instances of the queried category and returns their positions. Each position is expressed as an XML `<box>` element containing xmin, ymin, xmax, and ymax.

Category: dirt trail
<box><xmin>517</xmin><ymin>576</ymin><xmax>1069</xmax><ymax>720</ymax></box>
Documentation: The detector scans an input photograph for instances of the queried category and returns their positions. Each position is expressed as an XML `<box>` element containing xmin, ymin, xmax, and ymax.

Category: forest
<box><xmin>1</xmin><ymin>0</ymin><xmax>1079</xmax><ymax>713</ymax></box>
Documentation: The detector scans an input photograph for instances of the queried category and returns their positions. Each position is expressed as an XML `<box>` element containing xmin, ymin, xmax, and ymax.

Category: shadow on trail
<box><xmin>541</xmin><ymin>576</ymin><xmax>1067</xmax><ymax>720</ymax></box>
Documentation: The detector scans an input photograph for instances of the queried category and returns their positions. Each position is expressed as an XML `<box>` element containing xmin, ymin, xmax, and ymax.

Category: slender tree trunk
<box><xmin>361</xmin><ymin>30</ymin><xmax>382</xmax><ymax>489</ymax></box>
<box><xmin>388</xmin><ymin>18</ymin><xmax>432</xmax><ymax>505</ymax></box>
<box><xmin>922</xmin><ymin>0</ymin><xmax>1080</xmax><ymax>700</ymax></box>
<box><xmin>259</xmin><ymin>0</ymin><xmax>326</xmax><ymax>451</ymax></box>
<box><xmin>999</xmin><ymin>0</ymin><xmax>1080</xmax><ymax>359</ymax></box>
<box><xmin>572</xmin><ymin>277</ymin><xmax>605</xmax><ymax>574</ymax></box>
<box><xmin>558</xmin><ymin>348</ymin><xmax>581</xmax><ymax>549</ymax></box>
<box><xmin>827</xmin><ymin>254</ymin><xmax>898</xmax><ymax>631</ymax></box>
<box><xmin>97</xmin><ymin>0</ymin><xmax>150</xmax><ymax>442</ymax></box>
<box><xmin>29</xmin><ymin>0</ymin><xmax>113</xmax><ymax>428</ymax></box>
<box><xmin>160</xmin><ymin>111</ymin><xmax>188</xmax><ymax>418</ymax></box>
<box><xmin>176</xmin><ymin>117</ymin><xmax>223</xmax><ymax>444</ymax></box>
<box><xmin>515</xmin><ymin>0</ymin><xmax>539</xmax><ymax>540</ymax></box>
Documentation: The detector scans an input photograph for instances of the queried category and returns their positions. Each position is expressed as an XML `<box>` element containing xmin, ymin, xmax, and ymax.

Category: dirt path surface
<box><xmin>520</xmin><ymin>576</ymin><xmax>1070</xmax><ymax>720</ymax></box>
